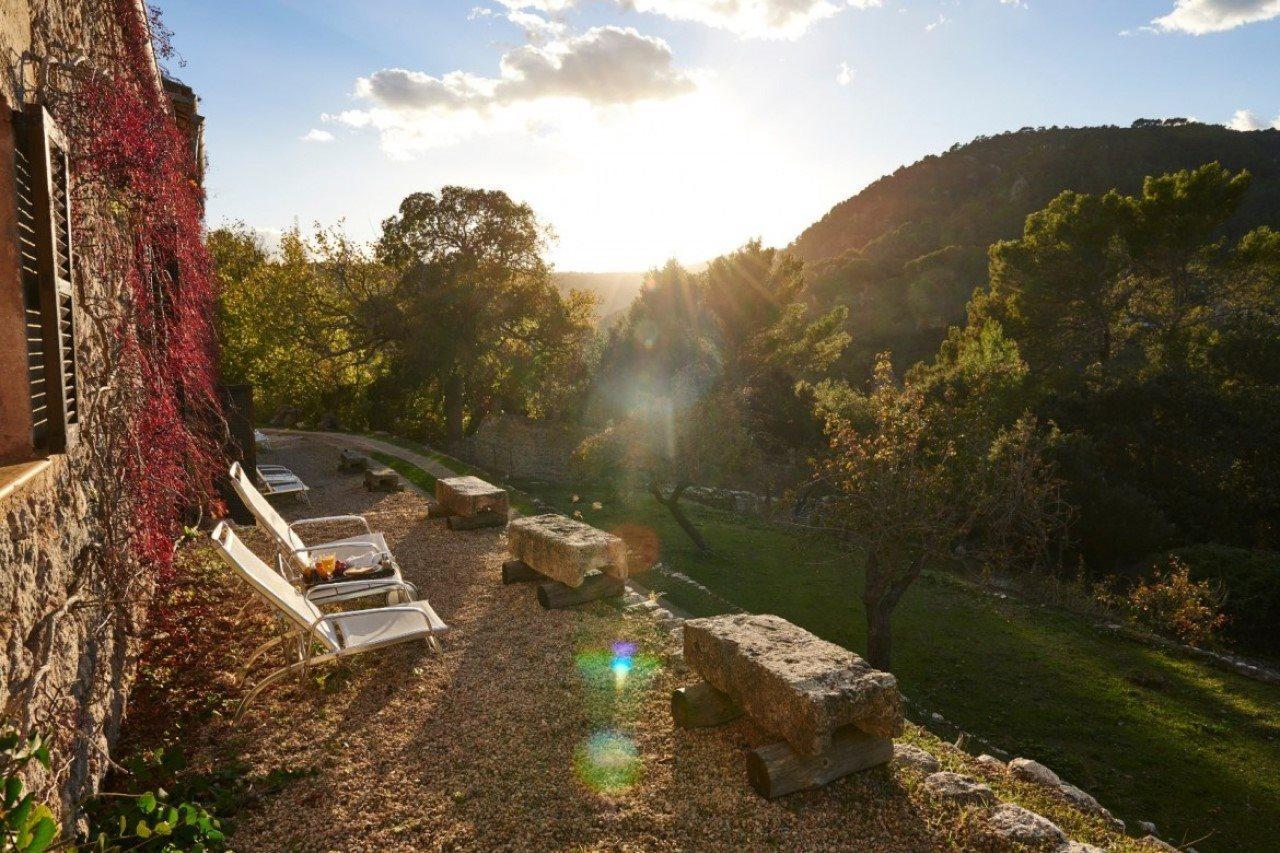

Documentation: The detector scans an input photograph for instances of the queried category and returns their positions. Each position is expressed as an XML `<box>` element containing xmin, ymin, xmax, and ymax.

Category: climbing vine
<box><xmin>62</xmin><ymin>0</ymin><xmax>223</xmax><ymax>573</ymax></box>
<box><xmin>14</xmin><ymin>0</ymin><xmax>223</xmax><ymax>799</ymax></box>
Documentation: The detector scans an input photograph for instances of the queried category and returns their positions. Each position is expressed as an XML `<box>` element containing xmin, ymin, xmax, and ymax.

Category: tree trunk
<box><xmin>649</xmin><ymin>481</ymin><xmax>710</xmax><ymax>552</ymax></box>
<box><xmin>443</xmin><ymin>372</ymin><xmax>464</xmax><ymax>442</ymax></box>
<box><xmin>861</xmin><ymin>551</ymin><xmax>927</xmax><ymax>671</ymax></box>
<box><xmin>865</xmin><ymin>602</ymin><xmax>893</xmax><ymax>671</ymax></box>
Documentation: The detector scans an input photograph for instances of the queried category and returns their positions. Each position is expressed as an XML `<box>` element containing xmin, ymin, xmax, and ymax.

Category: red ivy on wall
<box><xmin>66</xmin><ymin>1</ymin><xmax>223</xmax><ymax>574</ymax></box>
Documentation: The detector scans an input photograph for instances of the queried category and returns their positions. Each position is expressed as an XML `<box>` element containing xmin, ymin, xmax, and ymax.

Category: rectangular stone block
<box><xmin>435</xmin><ymin>475</ymin><xmax>509</xmax><ymax>519</ymax></box>
<box><xmin>683</xmin><ymin>613</ymin><xmax>903</xmax><ymax>755</ymax></box>
<box><xmin>505</xmin><ymin>513</ymin><xmax>627</xmax><ymax>588</ymax></box>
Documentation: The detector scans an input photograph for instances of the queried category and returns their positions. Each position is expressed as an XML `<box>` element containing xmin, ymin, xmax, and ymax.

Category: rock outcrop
<box><xmin>923</xmin><ymin>771</ymin><xmax>996</xmax><ymax>806</ymax></box>
<box><xmin>893</xmin><ymin>743</ymin><xmax>940</xmax><ymax>774</ymax></box>
<box><xmin>987</xmin><ymin>803</ymin><xmax>1067</xmax><ymax>847</ymax></box>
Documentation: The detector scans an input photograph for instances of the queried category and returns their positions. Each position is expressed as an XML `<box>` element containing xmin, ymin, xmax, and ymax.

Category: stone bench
<box><xmin>435</xmin><ymin>475</ymin><xmax>508</xmax><ymax>530</ymax></box>
<box><xmin>504</xmin><ymin>513</ymin><xmax>627</xmax><ymax>608</ymax></box>
<box><xmin>676</xmin><ymin>613</ymin><xmax>902</xmax><ymax>798</ymax></box>
<box><xmin>363</xmin><ymin>466</ymin><xmax>402</xmax><ymax>492</ymax></box>
<box><xmin>338</xmin><ymin>449</ymin><xmax>372</xmax><ymax>471</ymax></box>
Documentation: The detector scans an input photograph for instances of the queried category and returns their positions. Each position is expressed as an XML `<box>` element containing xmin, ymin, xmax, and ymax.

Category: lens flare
<box><xmin>574</xmin><ymin>730</ymin><xmax>641</xmax><ymax>794</ymax></box>
<box><xmin>610</xmin><ymin>641</ymin><xmax>636</xmax><ymax>686</ymax></box>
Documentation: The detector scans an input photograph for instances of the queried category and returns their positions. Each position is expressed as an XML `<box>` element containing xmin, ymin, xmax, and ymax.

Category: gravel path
<box><xmin>158</xmin><ymin>434</ymin><xmax>1123</xmax><ymax>851</ymax></box>
<box><xmin>265</xmin><ymin>428</ymin><xmax>459</xmax><ymax>482</ymax></box>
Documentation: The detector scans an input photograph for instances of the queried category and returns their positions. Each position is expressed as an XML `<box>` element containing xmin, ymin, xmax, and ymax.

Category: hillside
<box><xmin>791</xmin><ymin>123</ymin><xmax>1280</xmax><ymax>375</ymax></box>
<box><xmin>554</xmin><ymin>270</ymin><xmax>645</xmax><ymax>325</ymax></box>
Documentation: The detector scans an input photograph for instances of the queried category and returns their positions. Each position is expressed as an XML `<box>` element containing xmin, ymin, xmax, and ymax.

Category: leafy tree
<box><xmin>212</xmin><ymin>223</ymin><xmax>389</xmax><ymax>426</ymax></box>
<box><xmin>580</xmin><ymin>247</ymin><xmax>848</xmax><ymax>547</ymax></box>
<box><xmin>585</xmin><ymin>260</ymin><xmax>712</xmax><ymax>426</ymax></box>
<box><xmin>703</xmin><ymin>241</ymin><xmax>849</xmax><ymax>451</ymax></box>
<box><xmin>817</xmin><ymin>352</ymin><xmax>1065</xmax><ymax>669</ymax></box>
<box><xmin>371</xmin><ymin>187</ymin><xmax>593</xmax><ymax>441</ymax></box>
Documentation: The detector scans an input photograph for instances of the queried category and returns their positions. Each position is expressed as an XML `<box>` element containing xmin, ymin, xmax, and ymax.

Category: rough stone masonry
<box><xmin>683</xmin><ymin>613</ymin><xmax>903</xmax><ymax>755</ymax></box>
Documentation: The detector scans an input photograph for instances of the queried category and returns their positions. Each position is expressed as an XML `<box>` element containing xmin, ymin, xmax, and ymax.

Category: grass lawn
<box><xmin>370</xmin><ymin>450</ymin><xmax>436</xmax><ymax>492</ymax></box>
<box><xmin>495</xmin><ymin>478</ymin><xmax>1280</xmax><ymax>851</ymax></box>
<box><xmin>367</xmin><ymin>433</ymin><xmax>536</xmax><ymax>512</ymax></box>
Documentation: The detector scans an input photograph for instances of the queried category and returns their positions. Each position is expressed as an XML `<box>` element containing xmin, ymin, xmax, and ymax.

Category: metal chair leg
<box><xmin>237</xmin><ymin>635</ymin><xmax>288</xmax><ymax>686</ymax></box>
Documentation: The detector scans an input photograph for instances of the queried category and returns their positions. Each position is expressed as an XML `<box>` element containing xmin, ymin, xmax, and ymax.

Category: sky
<box><xmin>158</xmin><ymin>0</ymin><xmax>1280</xmax><ymax>271</ymax></box>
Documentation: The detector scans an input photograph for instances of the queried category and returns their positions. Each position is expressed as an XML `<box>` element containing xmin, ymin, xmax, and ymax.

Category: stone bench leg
<box><xmin>746</xmin><ymin>726</ymin><xmax>893</xmax><ymax>799</ymax></box>
<box><xmin>536</xmin><ymin>571</ymin><xmax>624</xmax><ymax>609</ymax></box>
<box><xmin>502</xmin><ymin>559</ymin><xmax>544</xmax><ymax>584</ymax></box>
<box><xmin>671</xmin><ymin>682</ymin><xmax>743</xmax><ymax>729</ymax></box>
<box><xmin>447</xmin><ymin>510</ymin><xmax>505</xmax><ymax>530</ymax></box>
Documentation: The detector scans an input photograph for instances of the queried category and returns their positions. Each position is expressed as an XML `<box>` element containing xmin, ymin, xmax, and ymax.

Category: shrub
<box><xmin>1117</xmin><ymin>556</ymin><xmax>1228</xmax><ymax>647</ymax></box>
<box><xmin>1</xmin><ymin>727</ymin><xmax>57</xmax><ymax>852</ymax></box>
<box><xmin>1158</xmin><ymin>544</ymin><xmax>1280</xmax><ymax>654</ymax></box>
<box><xmin>80</xmin><ymin>746</ymin><xmax>227</xmax><ymax>851</ymax></box>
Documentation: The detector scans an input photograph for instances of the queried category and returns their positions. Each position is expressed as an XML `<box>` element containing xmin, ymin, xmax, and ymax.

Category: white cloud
<box><xmin>630</xmin><ymin>0</ymin><xmax>882</xmax><ymax>39</ymax></box>
<box><xmin>329</xmin><ymin>26</ymin><xmax>697</xmax><ymax>156</ymax></box>
<box><xmin>1153</xmin><ymin>0</ymin><xmax>1280</xmax><ymax>33</ymax></box>
<box><xmin>925</xmin><ymin>13</ymin><xmax>949</xmax><ymax>31</ymax></box>
<box><xmin>836</xmin><ymin>61</ymin><xmax>855</xmax><ymax>86</ymax></box>
<box><xmin>500</xmin><ymin>0</ymin><xmax>882</xmax><ymax>39</ymax></box>
<box><xmin>506</xmin><ymin>9</ymin><xmax>566</xmax><ymax>42</ymax></box>
<box><xmin>300</xmin><ymin>128</ymin><xmax>335</xmax><ymax>143</ymax></box>
<box><xmin>1227</xmin><ymin>108</ymin><xmax>1280</xmax><ymax>130</ymax></box>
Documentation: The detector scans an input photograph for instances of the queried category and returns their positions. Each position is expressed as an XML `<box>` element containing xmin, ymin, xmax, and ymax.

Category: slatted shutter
<box><xmin>19</xmin><ymin>105</ymin><xmax>78</xmax><ymax>451</ymax></box>
<box><xmin>13</xmin><ymin>117</ymin><xmax>50</xmax><ymax>449</ymax></box>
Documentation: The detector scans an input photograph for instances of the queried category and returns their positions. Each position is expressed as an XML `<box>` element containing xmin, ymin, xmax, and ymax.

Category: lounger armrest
<box><xmin>315</xmin><ymin>605</ymin><xmax>440</xmax><ymax>635</ymax></box>
<box><xmin>257</xmin><ymin>465</ymin><xmax>292</xmax><ymax>472</ymax></box>
<box><xmin>288</xmin><ymin>514</ymin><xmax>374</xmax><ymax>535</ymax></box>
<box><xmin>289</xmin><ymin>541</ymin><xmax>381</xmax><ymax>558</ymax></box>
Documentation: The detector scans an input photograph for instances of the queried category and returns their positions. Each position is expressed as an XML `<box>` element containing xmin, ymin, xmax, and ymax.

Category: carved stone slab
<box><xmin>683</xmin><ymin>613</ymin><xmax>903</xmax><ymax>755</ymax></box>
<box><xmin>505</xmin><ymin>513</ymin><xmax>627</xmax><ymax>587</ymax></box>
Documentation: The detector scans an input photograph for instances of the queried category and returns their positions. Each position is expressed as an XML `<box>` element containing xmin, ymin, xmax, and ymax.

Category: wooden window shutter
<box><xmin>20</xmin><ymin>104</ymin><xmax>78</xmax><ymax>451</ymax></box>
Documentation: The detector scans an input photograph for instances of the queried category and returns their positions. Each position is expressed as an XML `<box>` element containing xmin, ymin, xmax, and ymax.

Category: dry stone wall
<box><xmin>451</xmin><ymin>415</ymin><xmax>584</xmax><ymax>483</ymax></box>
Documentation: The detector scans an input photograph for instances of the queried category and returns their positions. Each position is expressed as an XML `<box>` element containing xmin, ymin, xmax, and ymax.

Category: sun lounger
<box><xmin>210</xmin><ymin>522</ymin><xmax>446</xmax><ymax>719</ymax></box>
<box><xmin>254</xmin><ymin>464</ymin><xmax>310</xmax><ymax>504</ymax></box>
<box><xmin>228</xmin><ymin>462</ymin><xmax>417</xmax><ymax>606</ymax></box>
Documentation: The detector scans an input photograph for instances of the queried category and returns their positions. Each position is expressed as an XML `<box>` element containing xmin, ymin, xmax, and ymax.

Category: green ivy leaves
<box><xmin>2</xmin><ymin>728</ymin><xmax>58</xmax><ymax>853</ymax></box>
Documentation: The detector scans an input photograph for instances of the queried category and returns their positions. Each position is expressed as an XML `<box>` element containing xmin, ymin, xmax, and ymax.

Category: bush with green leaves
<box><xmin>81</xmin><ymin>747</ymin><xmax>227</xmax><ymax>852</ymax></box>
<box><xmin>1</xmin><ymin>728</ymin><xmax>57</xmax><ymax>853</ymax></box>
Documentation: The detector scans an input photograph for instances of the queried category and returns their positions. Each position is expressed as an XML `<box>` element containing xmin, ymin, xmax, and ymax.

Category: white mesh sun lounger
<box><xmin>254</xmin><ymin>464</ymin><xmax>310</xmax><ymax>504</ymax></box>
<box><xmin>211</xmin><ymin>522</ymin><xmax>446</xmax><ymax>719</ymax></box>
<box><xmin>228</xmin><ymin>462</ymin><xmax>416</xmax><ymax>606</ymax></box>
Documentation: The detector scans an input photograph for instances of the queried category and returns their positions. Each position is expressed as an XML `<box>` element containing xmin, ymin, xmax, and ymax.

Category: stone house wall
<box><xmin>0</xmin><ymin>0</ymin><xmax>194</xmax><ymax>824</ymax></box>
<box><xmin>0</xmin><ymin>456</ymin><xmax>139</xmax><ymax>824</ymax></box>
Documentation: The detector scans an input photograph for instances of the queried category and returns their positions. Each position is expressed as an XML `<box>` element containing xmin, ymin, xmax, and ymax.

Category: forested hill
<box><xmin>788</xmin><ymin>123</ymin><xmax>1280</xmax><ymax>376</ymax></box>
<box><xmin>792</xmin><ymin>123</ymin><xmax>1280</xmax><ymax>264</ymax></box>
